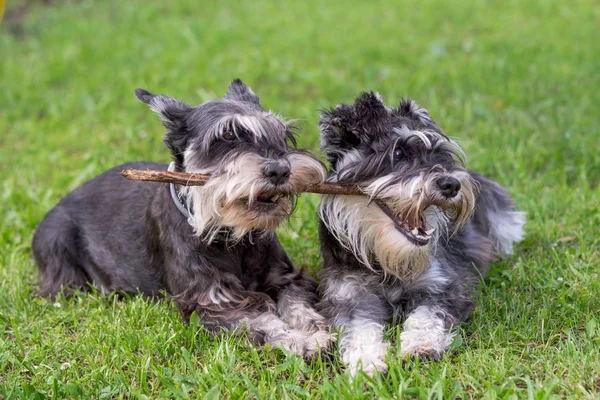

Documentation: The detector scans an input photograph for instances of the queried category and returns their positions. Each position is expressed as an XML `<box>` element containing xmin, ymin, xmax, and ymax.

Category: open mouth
<box><xmin>246</xmin><ymin>192</ymin><xmax>289</xmax><ymax>211</ymax></box>
<box><xmin>374</xmin><ymin>199</ymin><xmax>434</xmax><ymax>246</ymax></box>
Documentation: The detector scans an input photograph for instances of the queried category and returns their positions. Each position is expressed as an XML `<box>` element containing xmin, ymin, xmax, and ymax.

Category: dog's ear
<box><xmin>135</xmin><ymin>89</ymin><xmax>193</xmax><ymax>165</ymax></box>
<box><xmin>320</xmin><ymin>91</ymin><xmax>391</xmax><ymax>168</ymax></box>
<box><xmin>352</xmin><ymin>91</ymin><xmax>389</xmax><ymax>125</ymax></box>
<box><xmin>135</xmin><ymin>89</ymin><xmax>192</xmax><ymax>130</ymax></box>
<box><xmin>224</xmin><ymin>79</ymin><xmax>260</xmax><ymax>105</ymax></box>
<box><xmin>319</xmin><ymin>105</ymin><xmax>361</xmax><ymax>168</ymax></box>
<box><xmin>396</xmin><ymin>98</ymin><xmax>436</xmax><ymax>126</ymax></box>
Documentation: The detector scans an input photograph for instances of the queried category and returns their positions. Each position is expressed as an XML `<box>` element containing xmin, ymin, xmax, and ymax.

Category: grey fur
<box><xmin>317</xmin><ymin>92</ymin><xmax>526</xmax><ymax>375</ymax></box>
<box><xmin>32</xmin><ymin>80</ymin><xmax>331</xmax><ymax>359</ymax></box>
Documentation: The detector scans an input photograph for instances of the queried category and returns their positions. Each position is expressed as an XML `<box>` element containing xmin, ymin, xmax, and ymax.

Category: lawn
<box><xmin>1</xmin><ymin>0</ymin><xmax>599</xmax><ymax>398</ymax></box>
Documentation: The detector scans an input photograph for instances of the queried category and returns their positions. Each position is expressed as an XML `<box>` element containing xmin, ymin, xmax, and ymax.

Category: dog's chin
<box><xmin>374</xmin><ymin>200</ymin><xmax>434</xmax><ymax>247</ymax></box>
<box><xmin>220</xmin><ymin>195</ymin><xmax>293</xmax><ymax>232</ymax></box>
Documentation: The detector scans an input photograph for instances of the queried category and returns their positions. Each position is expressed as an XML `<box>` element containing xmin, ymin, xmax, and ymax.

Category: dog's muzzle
<box><xmin>374</xmin><ymin>199</ymin><xmax>434</xmax><ymax>246</ymax></box>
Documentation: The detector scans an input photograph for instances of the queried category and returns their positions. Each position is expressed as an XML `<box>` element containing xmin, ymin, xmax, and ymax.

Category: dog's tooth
<box><xmin>411</xmin><ymin>227</ymin><xmax>419</xmax><ymax>236</ymax></box>
<box><xmin>425</xmin><ymin>228</ymin><xmax>436</xmax><ymax>235</ymax></box>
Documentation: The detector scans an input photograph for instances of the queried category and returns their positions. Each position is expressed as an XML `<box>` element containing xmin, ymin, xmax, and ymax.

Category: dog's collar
<box><xmin>170</xmin><ymin>182</ymin><xmax>191</xmax><ymax>219</ymax></box>
<box><xmin>167</xmin><ymin>163</ymin><xmax>232</xmax><ymax>244</ymax></box>
<box><xmin>168</xmin><ymin>162</ymin><xmax>193</xmax><ymax>219</ymax></box>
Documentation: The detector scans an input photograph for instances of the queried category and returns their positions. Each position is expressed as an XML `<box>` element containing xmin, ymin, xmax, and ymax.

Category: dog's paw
<box><xmin>302</xmin><ymin>329</ymin><xmax>334</xmax><ymax>360</ymax></box>
<box><xmin>400</xmin><ymin>344</ymin><xmax>444</xmax><ymax>362</ymax></box>
<box><xmin>341</xmin><ymin>341</ymin><xmax>389</xmax><ymax>377</ymax></box>
<box><xmin>268</xmin><ymin>328</ymin><xmax>332</xmax><ymax>360</ymax></box>
<box><xmin>400</xmin><ymin>306</ymin><xmax>455</xmax><ymax>362</ymax></box>
<box><xmin>281</xmin><ymin>303</ymin><xmax>330</xmax><ymax>334</ymax></box>
<box><xmin>399</xmin><ymin>331</ymin><xmax>451</xmax><ymax>361</ymax></box>
<box><xmin>399</xmin><ymin>328</ymin><xmax>454</xmax><ymax>361</ymax></box>
<box><xmin>352</xmin><ymin>357</ymin><xmax>388</xmax><ymax>378</ymax></box>
<box><xmin>269</xmin><ymin>331</ymin><xmax>306</xmax><ymax>356</ymax></box>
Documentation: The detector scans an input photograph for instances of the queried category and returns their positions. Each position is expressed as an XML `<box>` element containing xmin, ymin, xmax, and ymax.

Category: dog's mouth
<box><xmin>374</xmin><ymin>199</ymin><xmax>434</xmax><ymax>246</ymax></box>
<box><xmin>245</xmin><ymin>191</ymin><xmax>291</xmax><ymax>212</ymax></box>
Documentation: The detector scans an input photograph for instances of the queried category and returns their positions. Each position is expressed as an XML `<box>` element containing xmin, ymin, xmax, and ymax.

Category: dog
<box><xmin>316</xmin><ymin>92</ymin><xmax>526</xmax><ymax>375</ymax></box>
<box><xmin>32</xmin><ymin>79</ymin><xmax>331</xmax><ymax>359</ymax></box>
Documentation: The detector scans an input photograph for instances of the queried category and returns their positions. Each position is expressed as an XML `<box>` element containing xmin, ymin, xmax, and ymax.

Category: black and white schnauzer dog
<box><xmin>32</xmin><ymin>80</ymin><xmax>331</xmax><ymax>358</ymax></box>
<box><xmin>317</xmin><ymin>92</ymin><xmax>526</xmax><ymax>375</ymax></box>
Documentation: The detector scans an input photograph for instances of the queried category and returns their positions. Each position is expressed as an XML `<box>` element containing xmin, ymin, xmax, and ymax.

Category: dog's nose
<box><xmin>263</xmin><ymin>161</ymin><xmax>291</xmax><ymax>186</ymax></box>
<box><xmin>436</xmin><ymin>176</ymin><xmax>461</xmax><ymax>198</ymax></box>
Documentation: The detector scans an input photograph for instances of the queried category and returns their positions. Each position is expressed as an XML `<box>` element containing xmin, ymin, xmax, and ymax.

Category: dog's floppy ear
<box><xmin>135</xmin><ymin>89</ymin><xmax>193</xmax><ymax>166</ymax></box>
<box><xmin>224</xmin><ymin>79</ymin><xmax>260</xmax><ymax>105</ymax></box>
<box><xmin>135</xmin><ymin>89</ymin><xmax>192</xmax><ymax>130</ymax></box>
<box><xmin>319</xmin><ymin>105</ymin><xmax>361</xmax><ymax>168</ymax></box>
<box><xmin>320</xmin><ymin>91</ymin><xmax>391</xmax><ymax>168</ymax></box>
<box><xmin>396</xmin><ymin>98</ymin><xmax>436</xmax><ymax>126</ymax></box>
<box><xmin>352</xmin><ymin>91</ymin><xmax>389</xmax><ymax>126</ymax></box>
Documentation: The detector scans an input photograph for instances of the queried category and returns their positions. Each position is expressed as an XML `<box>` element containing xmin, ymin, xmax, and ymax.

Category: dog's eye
<box><xmin>393</xmin><ymin>147</ymin><xmax>403</xmax><ymax>163</ymax></box>
<box><xmin>222</xmin><ymin>130</ymin><xmax>236</xmax><ymax>141</ymax></box>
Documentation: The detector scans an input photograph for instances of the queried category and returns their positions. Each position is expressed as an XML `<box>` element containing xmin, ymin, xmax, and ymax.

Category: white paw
<box><xmin>342</xmin><ymin>341</ymin><xmax>389</xmax><ymax>377</ymax></box>
<box><xmin>269</xmin><ymin>330</ymin><xmax>306</xmax><ymax>356</ymax></box>
<box><xmin>400</xmin><ymin>306</ymin><xmax>455</xmax><ymax>360</ymax></box>
<box><xmin>269</xmin><ymin>328</ymin><xmax>332</xmax><ymax>359</ymax></box>
<box><xmin>303</xmin><ymin>329</ymin><xmax>334</xmax><ymax>357</ymax></box>
<box><xmin>282</xmin><ymin>303</ymin><xmax>330</xmax><ymax>333</ymax></box>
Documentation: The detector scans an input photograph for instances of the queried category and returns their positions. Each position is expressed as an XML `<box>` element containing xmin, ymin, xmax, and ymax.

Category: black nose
<box><xmin>263</xmin><ymin>161</ymin><xmax>291</xmax><ymax>186</ymax></box>
<box><xmin>436</xmin><ymin>176</ymin><xmax>461</xmax><ymax>198</ymax></box>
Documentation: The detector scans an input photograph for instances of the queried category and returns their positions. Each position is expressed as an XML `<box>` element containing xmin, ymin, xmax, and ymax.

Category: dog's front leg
<box><xmin>319</xmin><ymin>275</ymin><xmax>391</xmax><ymax>376</ymax></box>
<box><xmin>174</xmin><ymin>274</ymin><xmax>326</xmax><ymax>360</ymax></box>
<box><xmin>399</xmin><ymin>273</ymin><xmax>475</xmax><ymax>360</ymax></box>
<box><xmin>274</xmin><ymin>271</ymin><xmax>333</xmax><ymax>355</ymax></box>
<box><xmin>242</xmin><ymin>242</ymin><xmax>332</xmax><ymax>358</ymax></box>
<box><xmin>399</xmin><ymin>305</ymin><xmax>456</xmax><ymax>361</ymax></box>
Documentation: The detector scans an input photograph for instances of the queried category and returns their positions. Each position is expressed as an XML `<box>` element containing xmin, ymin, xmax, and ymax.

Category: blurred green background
<box><xmin>1</xmin><ymin>0</ymin><xmax>599</xmax><ymax>398</ymax></box>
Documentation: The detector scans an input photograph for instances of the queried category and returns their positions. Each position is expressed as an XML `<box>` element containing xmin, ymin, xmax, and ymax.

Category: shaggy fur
<box><xmin>32</xmin><ymin>80</ymin><xmax>331</xmax><ymax>358</ymax></box>
<box><xmin>317</xmin><ymin>92</ymin><xmax>526</xmax><ymax>375</ymax></box>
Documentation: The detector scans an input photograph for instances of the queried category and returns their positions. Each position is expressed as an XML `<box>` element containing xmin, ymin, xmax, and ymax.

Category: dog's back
<box><xmin>32</xmin><ymin>161</ymin><xmax>170</xmax><ymax>297</ymax></box>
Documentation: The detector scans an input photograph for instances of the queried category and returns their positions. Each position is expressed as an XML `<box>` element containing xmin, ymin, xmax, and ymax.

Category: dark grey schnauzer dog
<box><xmin>32</xmin><ymin>80</ymin><xmax>331</xmax><ymax>358</ymax></box>
<box><xmin>317</xmin><ymin>92</ymin><xmax>526</xmax><ymax>375</ymax></box>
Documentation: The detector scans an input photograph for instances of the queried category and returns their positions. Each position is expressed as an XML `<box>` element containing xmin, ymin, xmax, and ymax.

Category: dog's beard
<box><xmin>320</xmin><ymin>170</ymin><xmax>477</xmax><ymax>278</ymax></box>
<box><xmin>182</xmin><ymin>152</ymin><xmax>325</xmax><ymax>242</ymax></box>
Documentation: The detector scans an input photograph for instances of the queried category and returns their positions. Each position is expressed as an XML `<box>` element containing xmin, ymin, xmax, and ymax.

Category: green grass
<box><xmin>1</xmin><ymin>0</ymin><xmax>599</xmax><ymax>398</ymax></box>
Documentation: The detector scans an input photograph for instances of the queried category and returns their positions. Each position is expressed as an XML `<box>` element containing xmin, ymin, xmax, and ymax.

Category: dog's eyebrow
<box><xmin>212</xmin><ymin>113</ymin><xmax>286</xmax><ymax>143</ymax></box>
<box><xmin>393</xmin><ymin>126</ymin><xmax>432</xmax><ymax>149</ymax></box>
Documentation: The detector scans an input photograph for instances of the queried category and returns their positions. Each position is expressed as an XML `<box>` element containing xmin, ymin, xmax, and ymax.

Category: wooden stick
<box><xmin>120</xmin><ymin>169</ymin><xmax>366</xmax><ymax>196</ymax></box>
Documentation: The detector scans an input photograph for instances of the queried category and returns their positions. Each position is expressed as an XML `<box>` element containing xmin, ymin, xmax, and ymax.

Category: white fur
<box><xmin>319</xmin><ymin>194</ymin><xmax>433</xmax><ymax>278</ymax></box>
<box><xmin>242</xmin><ymin>313</ymin><xmax>331</xmax><ymax>358</ymax></box>
<box><xmin>320</xmin><ymin>166</ymin><xmax>477</xmax><ymax>278</ymax></box>
<box><xmin>393</xmin><ymin>126</ymin><xmax>433</xmax><ymax>148</ymax></box>
<box><xmin>400</xmin><ymin>305</ymin><xmax>455</xmax><ymax>358</ymax></box>
<box><xmin>323</xmin><ymin>275</ymin><xmax>379</xmax><ymax>301</ymax></box>
<box><xmin>409</xmin><ymin>260</ymin><xmax>450</xmax><ymax>293</ymax></box>
<box><xmin>320</xmin><ymin>172</ymin><xmax>459</xmax><ymax>277</ymax></box>
<box><xmin>487</xmin><ymin>209</ymin><xmax>527</xmax><ymax>255</ymax></box>
<box><xmin>181</xmin><ymin>150</ymin><xmax>324</xmax><ymax>242</ymax></box>
<box><xmin>181</xmin><ymin>152</ymin><xmax>265</xmax><ymax>240</ymax></box>
<box><xmin>288</xmin><ymin>152</ymin><xmax>327</xmax><ymax>185</ymax></box>
<box><xmin>196</xmin><ymin>112</ymin><xmax>287</xmax><ymax>151</ymax></box>
<box><xmin>278</xmin><ymin>300</ymin><xmax>329</xmax><ymax>334</ymax></box>
<box><xmin>339</xmin><ymin>320</ymin><xmax>389</xmax><ymax>377</ymax></box>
